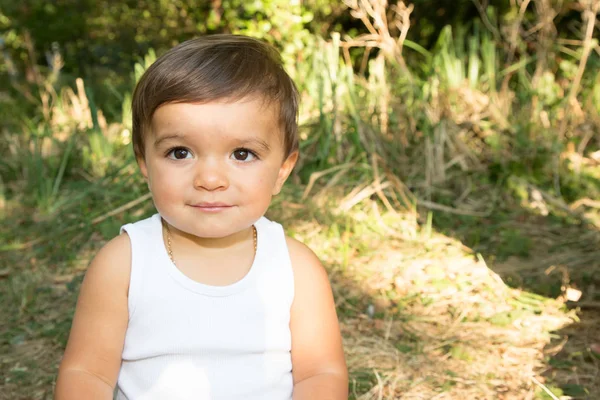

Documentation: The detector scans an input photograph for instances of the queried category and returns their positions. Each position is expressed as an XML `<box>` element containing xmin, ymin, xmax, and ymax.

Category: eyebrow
<box><xmin>153</xmin><ymin>134</ymin><xmax>185</xmax><ymax>149</ymax></box>
<box><xmin>233</xmin><ymin>138</ymin><xmax>271</xmax><ymax>153</ymax></box>
<box><xmin>153</xmin><ymin>134</ymin><xmax>271</xmax><ymax>153</ymax></box>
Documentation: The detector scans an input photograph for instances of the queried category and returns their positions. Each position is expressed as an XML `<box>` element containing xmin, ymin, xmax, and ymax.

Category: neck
<box><xmin>162</xmin><ymin>220</ymin><xmax>254</xmax><ymax>253</ymax></box>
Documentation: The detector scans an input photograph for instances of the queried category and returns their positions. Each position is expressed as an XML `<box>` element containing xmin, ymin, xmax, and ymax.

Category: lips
<box><xmin>192</xmin><ymin>202</ymin><xmax>232</xmax><ymax>208</ymax></box>
<box><xmin>189</xmin><ymin>202</ymin><xmax>234</xmax><ymax>212</ymax></box>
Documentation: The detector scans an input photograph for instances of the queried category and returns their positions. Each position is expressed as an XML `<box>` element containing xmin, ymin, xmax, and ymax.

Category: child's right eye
<box><xmin>167</xmin><ymin>147</ymin><xmax>192</xmax><ymax>160</ymax></box>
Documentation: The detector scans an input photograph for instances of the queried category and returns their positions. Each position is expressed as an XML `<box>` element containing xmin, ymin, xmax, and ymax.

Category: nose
<box><xmin>193</xmin><ymin>158</ymin><xmax>229</xmax><ymax>191</ymax></box>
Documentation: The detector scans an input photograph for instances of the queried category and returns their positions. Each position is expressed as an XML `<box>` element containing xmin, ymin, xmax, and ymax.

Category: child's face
<box><xmin>138</xmin><ymin>97</ymin><xmax>297</xmax><ymax>239</ymax></box>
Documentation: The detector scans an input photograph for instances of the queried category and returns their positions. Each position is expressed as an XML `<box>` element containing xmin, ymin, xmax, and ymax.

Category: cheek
<box><xmin>238</xmin><ymin>170</ymin><xmax>277</xmax><ymax>194</ymax></box>
<box><xmin>258</xmin><ymin>169</ymin><xmax>280</xmax><ymax>187</ymax></box>
<box><xmin>147</xmin><ymin>170</ymin><xmax>179</xmax><ymax>198</ymax></box>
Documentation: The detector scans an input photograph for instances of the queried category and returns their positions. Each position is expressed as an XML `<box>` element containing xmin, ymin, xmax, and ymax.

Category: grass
<box><xmin>2</xmin><ymin>169</ymin><xmax>598</xmax><ymax>399</ymax></box>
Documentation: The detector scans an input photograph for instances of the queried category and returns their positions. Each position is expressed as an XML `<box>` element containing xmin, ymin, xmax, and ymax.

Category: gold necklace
<box><xmin>162</xmin><ymin>219</ymin><xmax>257</xmax><ymax>266</ymax></box>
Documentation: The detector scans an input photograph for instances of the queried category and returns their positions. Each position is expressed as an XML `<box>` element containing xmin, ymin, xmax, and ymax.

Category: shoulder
<box><xmin>84</xmin><ymin>232</ymin><xmax>132</xmax><ymax>296</ymax></box>
<box><xmin>285</xmin><ymin>235</ymin><xmax>331</xmax><ymax>301</ymax></box>
<box><xmin>92</xmin><ymin>233</ymin><xmax>131</xmax><ymax>270</ymax></box>
<box><xmin>285</xmin><ymin>235</ymin><xmax>319</xmax><ymax>262</ymax></box>
<box><xmin>285</xmin><ymin>236</ymin><xmax>327</xmax><ymax>278</ymax></box>
<box><xmin>96</xmin><ymin>231</ymin><xmax>131</xmax><ymax>259</ymax></box>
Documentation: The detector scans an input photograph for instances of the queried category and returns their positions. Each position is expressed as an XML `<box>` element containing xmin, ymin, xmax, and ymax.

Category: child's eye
<box><xmin>167</xmin><ymin>147</ymin><xmax>192</xmax><ymax>160</ymax></box>
<box><xmin>232</xmin><ymin>149</ymin><xmax>258</xmax><ymax>162</ymax></box>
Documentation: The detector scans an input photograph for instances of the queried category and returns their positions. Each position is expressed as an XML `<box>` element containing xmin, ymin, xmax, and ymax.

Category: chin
<box><xmin>158</xmin><ymin>209</ymin><xmax>263</xmax><ymax>236</ymax></box>
<box><xmin>181</xmin><ymin>222</ymin><xmax>254</xmax><ymax>239</ymax></box>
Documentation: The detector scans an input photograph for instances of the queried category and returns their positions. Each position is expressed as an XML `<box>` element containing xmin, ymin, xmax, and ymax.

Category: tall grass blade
<box><xmin>50</xmin><ymin>135</ymin><xmax>75</xmax><ymax>200</ymax></box>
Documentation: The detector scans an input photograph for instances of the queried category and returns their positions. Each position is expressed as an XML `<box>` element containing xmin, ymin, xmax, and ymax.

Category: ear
<box><xmin>273</xmin><ymin>151</ymin><xmax>298</xmax><ymax>195</ymax></box>
<box><xmin>137</xmin><ymin>156</ymin><xmax>149</xmax><ymax>181</ymax></box>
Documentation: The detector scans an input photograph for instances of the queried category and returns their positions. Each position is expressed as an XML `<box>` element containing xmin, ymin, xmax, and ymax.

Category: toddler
<box><xmin>55</xmin><ymin>34</ymin><xmax>348</xmax><ymax>399</ymax></box>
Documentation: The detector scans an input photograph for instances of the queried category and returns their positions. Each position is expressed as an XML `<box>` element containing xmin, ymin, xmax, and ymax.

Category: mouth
<box><xmin>190</xmin><ymin>202</ymin><xmax>234</xmax><ymax>212</ymax></box>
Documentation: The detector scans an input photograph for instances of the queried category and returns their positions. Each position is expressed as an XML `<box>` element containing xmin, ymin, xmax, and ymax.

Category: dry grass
<box><xmin>291</xmin><ymin>211</ymin><xmax>577</xmax><ymax>399</ymax></box>
<box><xmin>268</xmin><ymin>164</ymin><xmax>599</xmax><ymax>398</ymax></box>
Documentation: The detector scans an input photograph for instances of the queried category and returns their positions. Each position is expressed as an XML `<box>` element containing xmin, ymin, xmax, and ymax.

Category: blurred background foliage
<box><xmin>1</xmin><ymin>0</ymin><xmax>599</xmax><ymax>263</ymax></box>
<box><xmin>1</xmin><ymin>0</ymin><xmax>600</xmax><ymax>260</ymax></box>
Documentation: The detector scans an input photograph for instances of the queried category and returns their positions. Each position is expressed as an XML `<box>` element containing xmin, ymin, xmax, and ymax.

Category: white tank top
<box><xmin>115</xmin><ymin>214</ymin><xmax>294</xmax><ymax>400</ymax></box>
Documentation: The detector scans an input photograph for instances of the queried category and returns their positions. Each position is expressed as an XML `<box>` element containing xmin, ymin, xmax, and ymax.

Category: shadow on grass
<box><xmin>426</xmin><ymin>171</ymin><xmax>600</xmax><ymax>399</ymax></box>
<box><xmin>269</xmin><ymin>186</ymin><xmax>582</xmax><ymax>398</ymax></box>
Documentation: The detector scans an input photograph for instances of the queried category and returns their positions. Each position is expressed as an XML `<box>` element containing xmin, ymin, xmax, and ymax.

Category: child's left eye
<box><xmin>232</xmin><ymin>149</ymin><xmax>257</xmax><ymax>162</ymax></box>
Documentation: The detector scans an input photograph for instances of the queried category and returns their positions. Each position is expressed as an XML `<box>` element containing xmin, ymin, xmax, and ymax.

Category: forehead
<box><xmin>148</xmin><ymin>97</ymin><xmax>283</xmax><ymax>141</ymax></box>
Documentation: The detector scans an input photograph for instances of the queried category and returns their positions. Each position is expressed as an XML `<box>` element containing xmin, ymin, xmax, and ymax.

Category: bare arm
<box><xmin>55</xmin><ymin>234</ymin><xmax>131</xmax><ymax>400</ymax></box>
<box><xmin>287</xmin><ymin>237</ymin><xmax>348</xmax><ymax>400</ymax></box>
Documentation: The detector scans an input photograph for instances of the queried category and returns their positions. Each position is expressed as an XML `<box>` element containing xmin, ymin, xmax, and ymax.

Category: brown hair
<box><xmin>131</xmin><ymin>34</ymin><xmax>299</xmax><ymax>161</ymax></box>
